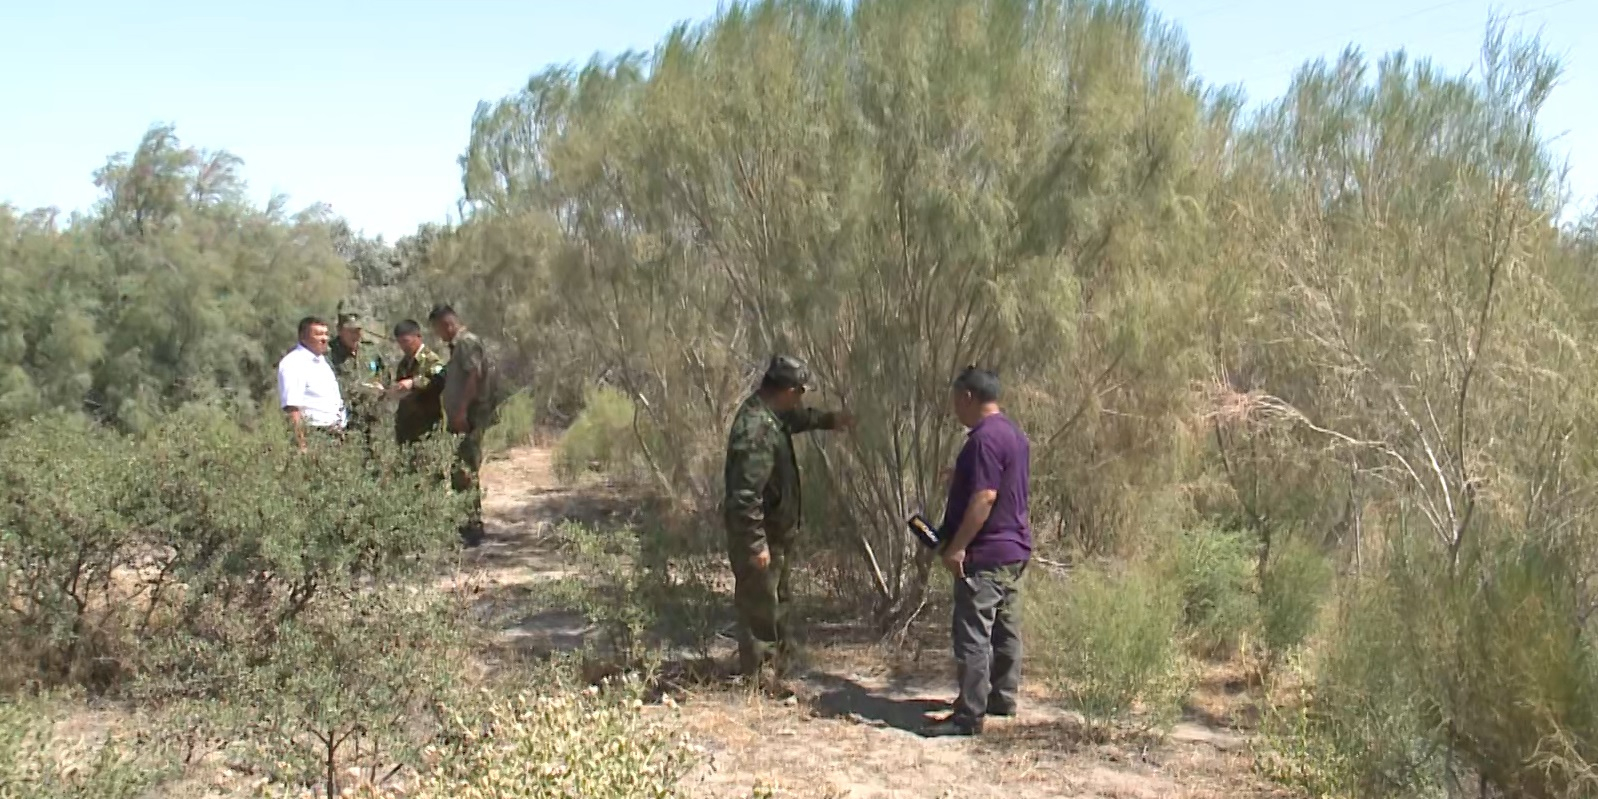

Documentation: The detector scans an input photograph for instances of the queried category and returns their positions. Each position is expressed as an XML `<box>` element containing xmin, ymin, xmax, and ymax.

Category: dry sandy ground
<box><xmin>466</xmin><ymin>445</ymin><xmax>1294</xmax><ymax>799</ymax></box>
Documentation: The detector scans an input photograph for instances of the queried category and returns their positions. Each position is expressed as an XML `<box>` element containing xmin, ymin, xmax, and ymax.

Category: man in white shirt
<box><xmin>277</xmin><ymin>316</ymin><xmax>346</xmax><ymax>450</ymax></box>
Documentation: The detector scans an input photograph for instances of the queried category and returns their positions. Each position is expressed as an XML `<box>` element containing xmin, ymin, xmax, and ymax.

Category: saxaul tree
<box><xmin>458</xmin><ymin>0</ymin><xmax>1216</xmax><ymax>627</ymax></box>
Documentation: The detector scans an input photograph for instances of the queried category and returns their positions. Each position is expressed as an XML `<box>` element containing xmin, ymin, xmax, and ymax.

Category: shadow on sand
<box><xmin>806</xmin><ymin>673</ymin><xmax>950</xmax><ymax>735</ymax></box>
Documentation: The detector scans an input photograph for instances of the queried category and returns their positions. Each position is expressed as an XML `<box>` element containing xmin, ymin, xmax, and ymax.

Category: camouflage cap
<box><xmin>763</xmin><ymin>355</ymin><xmax>811</xmax><ymax>390</ymax></box>
<box><xmin>335</xmin><ymin>299</ymin><xmax>367</xmax><ymax>329</ymax></box>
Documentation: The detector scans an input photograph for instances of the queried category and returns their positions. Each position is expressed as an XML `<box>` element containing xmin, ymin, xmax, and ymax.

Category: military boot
<box><xmin>757</xmin><ymin>663</ymin><xmax>796</xmax><ymax>702</ymax></box>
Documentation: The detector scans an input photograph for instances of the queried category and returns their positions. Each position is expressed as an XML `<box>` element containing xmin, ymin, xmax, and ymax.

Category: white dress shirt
<box><xmin>277</xmin><ymin>344</ymin><xmax>346</xmax><ymax>429</ymax></box>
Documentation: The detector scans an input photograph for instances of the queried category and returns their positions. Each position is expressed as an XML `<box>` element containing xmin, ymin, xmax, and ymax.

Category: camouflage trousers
<box><xmin>452</xmin><ymin>426</ymin><xmax>485</xmax><ymax>546</ymax></box>
<box><xmin>726</xmin><ymin>534</ymin><xmax>796</xmax><ymax>676</ymax></box>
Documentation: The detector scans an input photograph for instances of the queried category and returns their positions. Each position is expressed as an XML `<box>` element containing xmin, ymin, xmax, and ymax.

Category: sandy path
<box><xmin>471</xmin><ymin>446</ymin><xmax>1292</xmax><ymax>799</ymax></box>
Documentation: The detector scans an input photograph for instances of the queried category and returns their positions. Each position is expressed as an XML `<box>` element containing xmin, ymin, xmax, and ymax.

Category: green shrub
<box><xmin>1026</xmin><ymin>563</ymin><xmax>1190</xmax><ymax>737</ymax></box>
<box><xmin>1255</xmin><ymin>576</ymin><xmax>1442</xmax><ymax>798</ymax></box>
<box><xmin>550</xmin><ymin>521</ymin><xmax>727</xmax><ymax>666</ymax></box>
<box><xmin>1259</xmin><ymin>534</ymin><xmax>1598</xmax><ymax>798</ymax></box>
<box><xmin>1440</xmin><ymin>539</ymin><xmax>1598</xmax><ymax>797</ymax></box>
<box><xmin>1258</xmin><ymin>534</ymin><xmax>1332</xmax><ymax>666</ymax></box>
<box><xmin>151</xmin><ymin>586</ymin><xmax>471</xmax><ymax>799</ymax></box>
<box><xmin>405</xmin><ymin>671</ymin><xmax>695</xmax><ymax>799</ymax></box>
<box><xmin>482</xmin><ymin>388</ymin><xmax>537</xmax><ymax>455</ymax></box>
<box><xmin>0</xmin><ymin>409</ymin><xmax>467</xmax><ymax>692</ymax></box>
<box><xmin>0</xmin><ymin>417</ymin><xmax>146</xmax><ymax>688</ymax></box>
<box><xmin>1170</xmin><ymin>525</ymin><xmax>1259</xmax><ymax>659</ymax></box>
<box><xmin>554</xmin><ymin>384</ymin><xmax>639</xmax><ymax>483</ymax></box>
<box><xmin>127</xmin><ymin>412</ymin><xmax>464</xmax><ymax>676</ymax></box>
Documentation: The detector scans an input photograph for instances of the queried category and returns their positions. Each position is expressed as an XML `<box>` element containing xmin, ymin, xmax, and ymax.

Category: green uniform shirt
<box><xmin>393</xmin><ymin>345</ymin><xmax>446</xmax><ymax>443</ymax></box>
<box><xmin>329</xmin><ymin>338</ymin><xmax>386</xmax><ymax>432</ymax></box>
<box><xmin>442</xmin><ymin>329</ymin><xmax>496</xmax><ymax>432</ymax></box>
<box><xmin>722</xmin><ymin>393</ymin><xmax>841</xmax><ymax>556</ymax></box>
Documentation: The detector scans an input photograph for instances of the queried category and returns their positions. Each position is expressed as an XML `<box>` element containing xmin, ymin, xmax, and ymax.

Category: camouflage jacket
<box><xmin>722</xmin><ymin>393</ymin><xmax>843</xmax><ymax>555</ymax></box>
<box><xmin>329</xmin><ymin>338</ymin><xmax>387</xmax><ymax>429</ymax></box>
<box><xmin>442</xmin><ymin>329</ymin><xmax>496</xmax><ymax>433</ymax></box>
<box><xmin>393</xmin><ymin>345</ymin><xmax>446</xmax><ymax>441</ymax></box>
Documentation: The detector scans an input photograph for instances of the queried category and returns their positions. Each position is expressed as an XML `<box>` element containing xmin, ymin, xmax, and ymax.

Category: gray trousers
<box><xmin>952</xmin><ymin>561</ymin><xmax>1025</xmax><ymax>727</ymax></box>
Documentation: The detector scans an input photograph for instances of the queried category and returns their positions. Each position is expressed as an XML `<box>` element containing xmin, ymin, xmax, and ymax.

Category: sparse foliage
<box><xmin>554</xmin><ymin>384</ymin><xmax>647</xmax><ymax>484</ymax></box>
<box><xmin>1025</xmin><ymin>564</ymin><xmax>1190</xmax><ymax>738</ymax></box>
<box><xmin>4</xmin><ymin>0</ymin><xmax>1598</xmax><ymax>793</ymax></box>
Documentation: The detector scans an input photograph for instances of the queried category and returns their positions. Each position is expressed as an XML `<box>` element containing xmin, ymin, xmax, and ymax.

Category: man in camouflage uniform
<box><xmin>430</xmin><ymin>304</ymin><xmax>496</xmax><ymax>548</ymax></box>
<box><xmin>327</xmin><ymin>305</ymin><xmax>387</xmax><ymax>442</ymax></box>
<box><xmin>723</xmin><ymin>355</ymin><xmax>853</xmax><ymax>693</ymax></box>
<box><xmin>388</xmin><ymin>318</ymin><xmax>446</xmax><ymax>446</ymax></box>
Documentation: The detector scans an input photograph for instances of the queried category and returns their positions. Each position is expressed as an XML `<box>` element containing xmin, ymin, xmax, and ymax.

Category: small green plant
<box><xmin>1259</xmin><ymin>534</ymin><xmax>1598</xmax><ymax>798</ymax></box>
<box><xmin>1258</xmin><ymin>534</ymin><xmax>1332</xmax><ymax>668</ymax></box>
<box><xmin>1254</xmin><ymin>577</ymin><xmax>1442</xmax><ymax>798</ymax></box>
<box><xmin>1252</xmin><ymin>695</ymin><xmax>1364</xmax><ymax>799</ymax></box>
<box><xmin>1170</xmin><ymin>525</ymin><xmax>1260</xmax><ymax>659</ymax></box>
<box><xmin>547</xmin><ymin>520</ymin><xmax>727</xmax><ymax>667</ymax></box>
<box><xmin>482</xmin><ymin>388</ymin><xmax>538</xmax><ymax>455</ymax></box>
<box><xmin>554</xmin><ymin>384</ymin><xmax>639</xmax><ymax>482</ymax></box>
<box><xmin>1026</xmin><ymin>563</ymin><xmax>1190</xmax><ymax>738</ymax></box>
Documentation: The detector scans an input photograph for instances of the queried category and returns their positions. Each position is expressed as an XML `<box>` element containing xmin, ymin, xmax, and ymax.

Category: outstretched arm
<box><xmin>778</xmin><ymin>406</ymin><xmax>853</xmax><ymax>435</ymax></box>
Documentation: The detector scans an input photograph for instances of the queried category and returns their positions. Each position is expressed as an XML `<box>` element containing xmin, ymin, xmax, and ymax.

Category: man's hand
<box><xmin>751</xmin><ymin>547</ymin><xmax>772</xmax><ymax>571</ymax></box>
<box><xmin>449</xmin><ymin>412</ymin><xmax>469</xmax><ymax>434</ymax></box>
<box><xmin>836</xmin><ymin>411</ymin><xmax>857</xmax><ymax>431</ymax></box>
<box><xmin>387</xmin><ymin>378</ymin><xmax>415</xmax><ymax>399</ymax></box>
<box><xmin>942</xmin><ymin>547</ymin><xmax>966</xmax><ymax>578</ymax></box>
<box><xmin>286</xmin><ymin>407</ymin><xmax>307</xmax><ymax>452</ymax></box>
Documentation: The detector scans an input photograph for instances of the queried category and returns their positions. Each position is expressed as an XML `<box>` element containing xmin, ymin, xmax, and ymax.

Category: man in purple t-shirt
<box><xmin>925</xmin><ymin>366</ymin><xmax>1031</xmax><ymax>737</ymax></box>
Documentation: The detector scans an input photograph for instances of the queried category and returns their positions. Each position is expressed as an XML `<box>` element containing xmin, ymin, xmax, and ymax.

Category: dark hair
<box><xmin>393</xmin><ymin>319</ymin><xmax>422</xmax><ymax>338</ymax></box>
<box><xmin>953</xmin><ymin>366</ymin><xmax>1000</xmax><ymax>403</ymax></box>
<box><xmin>426</xmin><ymin>303</ymin><xmax>457</xmax><ymax>323</ymax></box>
<box><xmin>297</xmin><ymin>316</ymin><xmax>328</xmax><ymax>340</ymax></box>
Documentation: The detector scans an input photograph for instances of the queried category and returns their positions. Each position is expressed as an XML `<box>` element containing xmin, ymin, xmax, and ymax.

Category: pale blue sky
<box><xmin>1</xmin><ymin>0</ymin><xmax>1591</xmax><ymax>239</ymax></box>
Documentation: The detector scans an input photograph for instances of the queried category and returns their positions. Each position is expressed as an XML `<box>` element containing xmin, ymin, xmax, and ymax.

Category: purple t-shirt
<box><xmin>941</xmin><ymin>413</ymin><xmax>1031</xmax><ymax>568</ymax></box>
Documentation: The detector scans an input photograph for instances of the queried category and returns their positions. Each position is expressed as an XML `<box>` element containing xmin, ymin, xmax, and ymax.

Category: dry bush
<box><xmin>397</xmin><ymin>673</ymin><xmax>695</xmax><ymax>799</ymax></box>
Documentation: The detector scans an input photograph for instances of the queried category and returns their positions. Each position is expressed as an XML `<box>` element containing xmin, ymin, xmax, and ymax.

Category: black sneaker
<box><xmin>986</xmin><ymin>703</ymin><xmax>1017</xmax><ymax>717</ymax></box>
